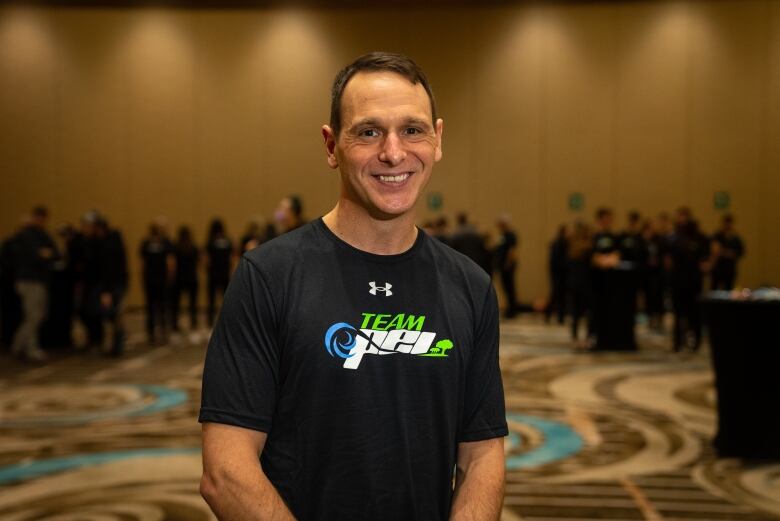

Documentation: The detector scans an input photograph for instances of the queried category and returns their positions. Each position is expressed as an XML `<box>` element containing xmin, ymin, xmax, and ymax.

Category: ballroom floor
<box><xmin>0</xmin><ymin>313</ymin><xmax>778</xmax><ymax>521</ymax></box>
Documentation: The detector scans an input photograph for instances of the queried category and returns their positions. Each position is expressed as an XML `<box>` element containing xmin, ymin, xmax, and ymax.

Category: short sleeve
<box><xmin>199</xmin><ymin>257</ymin><xmax>280</xmax><ymax>432</ymax></box>
<box><xmin>458</xmin><ymin>284</ymin><xmax>508</xmax><ymax>442</ymax></box>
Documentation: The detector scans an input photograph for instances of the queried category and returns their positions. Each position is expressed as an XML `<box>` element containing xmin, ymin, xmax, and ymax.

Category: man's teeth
<box><xmin>378</xmin><ymin>173</ymin><xmax>410</xmax><ymax>183</ymax></box>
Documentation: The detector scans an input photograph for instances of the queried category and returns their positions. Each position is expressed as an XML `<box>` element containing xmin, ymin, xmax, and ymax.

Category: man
<box><xmin>710</xmin><ymin>213</ymin><xmax>744</xmax><ymax>291</ymax></box>
<box><xmin>494</xmin><ymin>215</ymin><xmax>518</xmax><ymax>318</ymax></box>
<box><xmin>10</xmin><ymin>206</ymin><xmax>58</xmax><ymax>362</ymax></box>
<box><xmin>199</xmin><ymin>52</ymin><xmax>507</xmax><ymax>521</ymax></box>
<box><xmin>82</xmin><ymin>214</ymin><xmax>129</xmax><ymax>356</ymax></box>
<box><xmin>449</xmin><ymin>212</ymin><xmax>491</xmax><ymax>275</ymax></box>
<box><xmin>667</xmin><ymin>208</ymin><xmax>710</xmax><ymax>351</ymax></box>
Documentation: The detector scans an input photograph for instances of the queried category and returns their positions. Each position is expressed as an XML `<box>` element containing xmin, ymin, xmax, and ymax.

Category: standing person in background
<box><xmin>92</xmin><ymin>215</ymin><xmax>129</xmax><ymax>356</ymax></box>
<box><xmin>274</xmin><ymin>195</ymin><xmax>306</xmax><ymax>234</ymax></box>
<box><xmin>205</xmin><ymin>218</ymin><xmax>233</xmax><ymax>328</ymax></box>
<box><xmin>449</xmin><ymin>212</ymin><xmax>491</xmax><ymax>275</ymax></box>
<box><xmin>495</xmin><ymin>215</ymin><xmax>519</xmax><ymax>318</ymax></box>
<box><xmin>642</xmin><ymin>219</ymin><xmax>665</xmax><ymax>332</ymax></box>
<box><xmin>140</xmin><ymin>221</ymin><xmax>175</xmax><ymax>346</ymax></box>
<box><xmin>240</xmin><ymin>219</ymin><xmax>265</xmax><ymax>253</ymax></box>
<box><xmin>589</xmin><ymin>207</ymin><xmax>620</xmax><ymax>345</ymax></box>
<box><xmin>667</xmin><ymin>208</ymin><xmax>710</xmax><ymax>352</ymax></box>
<box><xmin>567</xmin><ymin>221</ymin><xmax>593</xmax><ymax>348</ymax></box>
<box><xmin>710</xmin><ymin>214</ymin><xmax>744</xmax><ymax>291</ymax></box>
<box><xmin>619</xmin><ymin>211</ymin><xmax>647</xmax><ymax>328</ymax></box>
<box><xmin>10</xmin><ymin>206</ymin><xmax>58</xmax><ymax>362</ymax></box>
<box><xmin>545</xmin><ymin>224</ymin><xmax>568</xmax><ymax>325</ymax></box>
<box><xmin>172</xmin><ymin>226</ymin><xmax>199</xmax><ymax>334</ymax></box>
<box><xmin>432</xmin><ymin>216</ymin><xmax>450</xmax><ymax>245</ymax></box>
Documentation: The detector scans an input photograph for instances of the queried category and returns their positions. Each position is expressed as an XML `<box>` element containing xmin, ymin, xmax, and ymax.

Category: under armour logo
<box><xmin>369</xmin><ymin>281</ymin><xmax>393</xmax><ymax>296</ymax></box>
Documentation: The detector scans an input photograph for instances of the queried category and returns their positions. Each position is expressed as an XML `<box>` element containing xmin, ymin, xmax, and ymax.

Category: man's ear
<box><xmin>434</xmin><ymin>118</ymin><xmax>444</xmax><ymax>162</ymax></box>
<box><xmin>322</xmin><ymin>125</ymin><xmax>338</xmax><ymax>169</ymax></box>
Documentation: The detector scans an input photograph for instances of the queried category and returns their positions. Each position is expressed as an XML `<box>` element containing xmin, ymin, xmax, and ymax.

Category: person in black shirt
<box><xmin>172</xmin><ymin>226</ymin><xmax>199</xmax><ymax>332</ymax></box>
<box><xmin>710</xmin><ymin>213</ymin><xmax>744</xmax><ymax>291</ymax></box>
<box><xmin>566</xmin><ymin>221</ymin><xmax>592</xmax><ymax>347</ymax></box>
<box><xmin>140</xmin><ymin>222</ymin><xmax>174</xmax><ymax>345</ymax></box>
<box><xmin>449</xmin><ymin>212</ymin><xmax>491</xmax><ymax>275</ymax></box>
<box><xmin>546</xmin><ymin>224</ymin><xmax>568</xmax><ymax>324</ymax></box>
<box><xmin>239</xmin><ymin>220</ymin><xmax>265</xmax><ymax>253</ymax></box>
<box><xmin>494</xmin><ymin>215</ymin><xmax>519</xmax><ymax>318</ymax></box>
<box><xmin>199</xmin><ymin>52</ymin><xmax>507</xmax><ymax>521</ymax></box>
<box><xmin>619</xmin><ymin>211</ymin><xmax>647</xmax><ymax>330</ymax></box>
<box><xmin>589</xmin><ymin>207</ymin><xmax>619</xmax><ymax>343</ymax></box>
<box><xmin>205</xmin><ymin>218</ymin><xmax>234</xmax><ymax>327</ymax></box>
<box><xmin>10</xmin><ymin>206</ymin><xmax>58</xmax><ymax>362</ymax></box>
<box><xmin>82</xmin><ymin>215</ymin><xmax>128</xmax><ymax>356</ymax></box>
<box><xmin>667</xmin><ymin>208</ymin><xmax>710</xmax><ymax>351</ymax></box>
<box><xmin>274</xmin><ymin>195</ymin><xmax>306</xmax><ymax>234</ymax></box>
<box><xmin>642</xmin><ymin>219</ymin><xmax>665</xmax><ymax>331</ymax></box>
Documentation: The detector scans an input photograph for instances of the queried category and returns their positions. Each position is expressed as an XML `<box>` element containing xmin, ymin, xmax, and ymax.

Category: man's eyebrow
<box><xmin>348</xmin><ymin>118</ymin><xmax>382</xmax><ymax>131</ymax></box>
<box><xmin>403</xmin><ymin>117</ymin><xmax>433</xmax><ymax>128</ymax></box>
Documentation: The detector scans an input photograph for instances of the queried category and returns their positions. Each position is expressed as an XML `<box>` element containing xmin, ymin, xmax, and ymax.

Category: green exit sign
<box><xmin>714</xmin><ymin>191</ymin><xmax>730</xmax><ymax>210</ymax></box>
<box><xmin>427</xmin><ymin>192</ymin><xmax>443</xmax><ymax>211</ymax></box>
<box><xmin>568</xmin><ymin>192</ymin><xmax>585</xmax><ymax>212</ymax></box>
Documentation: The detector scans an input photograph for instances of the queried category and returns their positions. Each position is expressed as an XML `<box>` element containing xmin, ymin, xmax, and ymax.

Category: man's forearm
<box><xmin>201</xmin><ymin>462</ymin><xmax>295</xmax><ymax>521</ymax></box>
<box><xmin>449</xmin><ymin>439</ymin><xmax>505</xmax><ymax>521</ymax></box>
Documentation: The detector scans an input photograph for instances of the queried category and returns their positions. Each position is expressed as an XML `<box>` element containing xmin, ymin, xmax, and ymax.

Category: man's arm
<box><xmin>201</xmin><ymin>422</ymin><xmax>295</xmax><ymax>521</ymax></box>
<box><xmin>449</xmin><ymin>437</ymin><xmax>505</xmax><ymax>521</ymax></box>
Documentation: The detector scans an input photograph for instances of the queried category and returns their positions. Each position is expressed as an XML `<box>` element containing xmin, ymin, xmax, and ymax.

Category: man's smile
<box><xmin>372</xmin><ymin>172</ymin><xmax>413</xmax><ymax>186</ymax></box>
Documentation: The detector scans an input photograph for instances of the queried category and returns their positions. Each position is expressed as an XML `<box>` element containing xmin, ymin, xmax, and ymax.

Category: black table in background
<box><xmin>703</xmin><ymin>296</ymin><xmax>780</xmax><ymax>459</ymax></box>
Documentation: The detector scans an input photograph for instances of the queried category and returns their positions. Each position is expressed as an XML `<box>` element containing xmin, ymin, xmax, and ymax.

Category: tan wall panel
<box><xmin>472</xmin><ymin>7</ymin><xmax>546</xmax><ymax>300</ymax></box>
<box><xmin>0</xmin><ymin>8</ymin><xmax>61</xmax><ymax>228</ymax></box>
<box><xmin>0</xmin><ymin>1</ymin><xmax>777</xmax><ymax>306</ymax></box>
<box><xmin>687</xmin><ymin>1</ymin><xmax>767</xmax><ymax>288</ymax></box>
<box><xmin>614</xmin><ymin>2</ymin><xmax>688</xmax><ymax>220</ymax></box>
<box><xmin>766</xmin><ymin>1</ymin><xmax>780</xmax><ymax>287</ymax></box>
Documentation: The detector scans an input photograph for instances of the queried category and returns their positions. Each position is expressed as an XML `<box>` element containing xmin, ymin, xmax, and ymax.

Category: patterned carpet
<box><xmin>0</xmin><ymin>313</ymin><xmax>778</xmax><ymax>521</ymax></box>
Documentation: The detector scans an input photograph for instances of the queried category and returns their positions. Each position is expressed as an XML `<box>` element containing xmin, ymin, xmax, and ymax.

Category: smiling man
<box><xmin>199</xmin><ymin>52</ymin><xmax>507</xmax><ymax>521</ymax></box>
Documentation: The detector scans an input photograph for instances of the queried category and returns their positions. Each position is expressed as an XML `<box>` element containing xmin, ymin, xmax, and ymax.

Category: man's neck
<box><xmin>322</xmin><ymin>201</ymin><xmax>418</xmax><ymax>256</ymax></box>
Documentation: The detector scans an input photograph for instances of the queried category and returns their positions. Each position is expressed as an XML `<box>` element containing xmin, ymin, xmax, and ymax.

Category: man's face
<box><xmin>323</xmin><ymin>71</ymin><xmax>443</xmax><ymax>219</ymax></box>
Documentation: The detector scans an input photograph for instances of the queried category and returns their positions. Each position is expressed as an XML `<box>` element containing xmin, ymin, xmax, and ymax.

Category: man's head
<box><xmin>329</xmin><ymin>52</ymin><xmax>437</xmax><ymax>138</ymax></box>
<box><xmin>30</xmin><ymin>205</ymin><xmax>48</xmax><ymax>228</ymax></box>
<box><xmin>721</xmin><ymin>213</ymin><xmax>734</xmax><ymax>232</ymax></box>
<box><xmin>275</xmin><ymin>195</ymin><xmax>304</xmax><ymax>231</ymax></box>
<box><xmin>675</xmin><ymin>206</ymin><xmax>691</xmax><ymax>227</ymax></box>
<box><xmin>322</xmin><ymin>52</ymin><xmax>443</xmax><ymax>220</ymax></box>
<box><xmin>595</xmin><ymin>207</ymin><xmax>613</xmax><ymax>231</ymax></box>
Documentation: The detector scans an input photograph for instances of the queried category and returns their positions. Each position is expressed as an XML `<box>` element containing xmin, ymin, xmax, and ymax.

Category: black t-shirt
<box><xmin>592</xmin><ymin>231</ymin><xmax>618</xmax><ymax>255</ymax></box>
<box><xmin>140</xmin><ymin>237</ymin><xmax>173</xmax><ymax>285</ymax></box>
<box><xmin>494</xmin><ymin>230</ymin><xmax>517</xmax><ymax>269</ymax></box>
<box><xmin>175</xmin><ymin>244</ymin><xmax>199</xmax><ymax>285</ymax></box>
<box><xmin>207</xmin><ymin>236</ymin><xmax>233</xmax><ymax>279</ymax></box>
<box><xmin>199</xmin><ymin>218</ymin><xmax>507</xmax><ymax>521</ymax></box>
<box><xmin>712</xmin><ymin>231</ymin><xmax>744</xmax><ymax>274</ymax></box>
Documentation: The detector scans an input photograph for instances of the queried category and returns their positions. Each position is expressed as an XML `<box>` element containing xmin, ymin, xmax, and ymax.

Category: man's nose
<box><xmin>378</xmin><ymin>132</ymin><xmax>406</xmax><ymax>166</ymax></box>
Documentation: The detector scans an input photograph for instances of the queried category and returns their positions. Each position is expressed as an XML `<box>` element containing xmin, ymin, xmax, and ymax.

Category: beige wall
<box><xmin>1</xmin><ymin>1</ymin><xmax>778</xmax><ymax>306</ymax></box>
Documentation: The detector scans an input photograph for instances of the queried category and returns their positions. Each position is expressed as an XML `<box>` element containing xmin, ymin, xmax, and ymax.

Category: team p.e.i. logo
<box><xmin>324</xmin><ymin>312</ymin><xmax>454</xmax><ymax>370</ymax></box>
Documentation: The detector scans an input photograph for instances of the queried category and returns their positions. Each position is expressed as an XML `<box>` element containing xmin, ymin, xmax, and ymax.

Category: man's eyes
<box><xmin>356</xmin><ymin>127</ymin><xmax>427</xmax><ymax>138</ymax></box>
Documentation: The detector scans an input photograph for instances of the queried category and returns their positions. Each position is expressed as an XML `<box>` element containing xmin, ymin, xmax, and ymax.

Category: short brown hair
<box><xmin>329</xmin><ymin>52</ymin><xmax>437</xmax><ymax>137</ymax></box>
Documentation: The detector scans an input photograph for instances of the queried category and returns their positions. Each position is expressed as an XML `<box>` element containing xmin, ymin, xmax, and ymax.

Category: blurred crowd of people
<box><xmin>0</xmin><ymin>196</ymin><xmax>306</xmax><ymax>362</ymax></box>
<box><xmin>545</xmin><ymin>207</ymin><xmax>744</xmax><ymax>351</ymax></box>
<box><xmin>0</xmin><ymin>197</ymin><xmax>744</xmax><ymax>362</ymax></box>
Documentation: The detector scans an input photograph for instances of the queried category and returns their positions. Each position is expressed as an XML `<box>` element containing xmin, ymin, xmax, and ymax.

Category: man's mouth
<box><xmin>374</xmin><ymin>172</ymin><xmax>412</xmax><ymax>184</ymax></box>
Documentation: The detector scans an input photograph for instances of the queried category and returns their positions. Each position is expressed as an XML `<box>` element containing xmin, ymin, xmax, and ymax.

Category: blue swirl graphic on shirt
<box><xmin>324</xmin><ymin>322</ymin><xmax>357</xmax><ymax>359</ymax></box>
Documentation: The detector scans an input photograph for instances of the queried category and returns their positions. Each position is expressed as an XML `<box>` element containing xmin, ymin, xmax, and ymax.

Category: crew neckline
<box><xmin>314</xmin><ymin>217</ymin><xmax>426</xmax><ymax>264</ymax></box>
